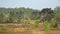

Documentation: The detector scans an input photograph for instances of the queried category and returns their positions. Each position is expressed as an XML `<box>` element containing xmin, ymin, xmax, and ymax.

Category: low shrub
<box><xmin>34</xmin><ymin>21</ymin><xmax>39</xmax><ymax>28</ymax></box>
<box><xmin>44</xmin><ymin>21</ymin><xmax>51</xmax><ymax>32</ymax></box>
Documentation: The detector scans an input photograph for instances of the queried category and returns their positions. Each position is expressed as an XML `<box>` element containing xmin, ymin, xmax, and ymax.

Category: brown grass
<box><xmin>0</xmin><ymin>24</ymin><xmax>60</xmax><ymax>34</ymax></box>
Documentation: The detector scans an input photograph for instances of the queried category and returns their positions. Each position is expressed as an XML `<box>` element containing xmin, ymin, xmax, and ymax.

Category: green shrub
<box><xmin>44</xmin><ymin>21</ymin><xmax>51</xmax><ymax>32</ymax></box>
<box><xmin>50</xmin><ymin>19</ymin><xmax>57</xmax><ymax>28</ymax></box>
<box><xmin>34</xmin><ymin>21</ymin><xmax>39</xmax><ymax>28</ymax></box>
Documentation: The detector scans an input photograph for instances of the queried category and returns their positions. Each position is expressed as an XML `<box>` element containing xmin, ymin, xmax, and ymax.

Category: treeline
<box><xmin>0</xmin><ymin>6</ymin><xmax>60</xmax><ymax>24</ymax></box>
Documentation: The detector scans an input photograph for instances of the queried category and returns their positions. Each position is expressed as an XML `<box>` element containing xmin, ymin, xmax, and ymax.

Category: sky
<box><xmin>0</xmin><ymin>0</ymin><xmax>60</xmax><ymax>10</ymax></box>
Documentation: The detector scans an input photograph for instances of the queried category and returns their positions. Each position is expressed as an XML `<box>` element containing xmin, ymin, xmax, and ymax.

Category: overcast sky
<box><xmin>0</xmin><ymin>0</ymin><xmax>60</xmax><ymax>9</ymax></box>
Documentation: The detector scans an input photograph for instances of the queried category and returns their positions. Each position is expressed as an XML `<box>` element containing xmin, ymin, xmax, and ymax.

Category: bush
<box><xmin>34</xmin><ymin>21</ymin><xmax>39</xmax><ymax>28</ymax></box>
<box><xmin>44</xmin><ymin>21</ymin><xmax>51</xmax><ymax>31</ymax></box>
<box><xmin>50</xmin><ymin>19</ymin><xmax>57</xmax><ymax>28</ymax></box>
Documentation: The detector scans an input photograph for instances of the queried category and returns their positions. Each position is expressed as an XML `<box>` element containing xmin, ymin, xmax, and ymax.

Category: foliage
<box><xmin>0</xmin><ymin>7</ymin><xmax>40</xmax><ymax>23</ymax></box>
<box><xmin>40</xmin><ymin>8</ymin><xmax>55</xmax><ymax>22</ymax></box>
<box><xmin>50</xmin><ymin>18</ymin><xmax>57</xmax><ymax>28</ymax></box>
<box><xmin>34</xmin><ymin>21</ymin><xmax>39</xmax><ymax>28</ymax></box>
<box><xmin>44</xmin><ymin>21</ymin><xmax>51</xmax><ymax>31</ymax></box>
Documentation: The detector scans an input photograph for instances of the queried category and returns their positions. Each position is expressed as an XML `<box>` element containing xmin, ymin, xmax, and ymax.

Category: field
<box><xmin>0</xmin><ymin>6</ymin><xmax>60</xmax><ymax>34</ymax></box>
<box><xmin>0</xmin><ymin>23</ymin><xmax>60</xmax><ymax>34</ymax></box>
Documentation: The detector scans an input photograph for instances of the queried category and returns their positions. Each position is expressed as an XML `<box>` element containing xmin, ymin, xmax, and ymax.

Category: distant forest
<box><xmin>0</xmin><ymin>6</ymin><xmax>60</xmax><ymax>24</ymax></box>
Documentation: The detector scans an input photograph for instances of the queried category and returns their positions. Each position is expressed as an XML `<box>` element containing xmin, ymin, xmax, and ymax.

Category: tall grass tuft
<box><xmin>44</xmin><ymin>21</ymin><xmax>51</xmax><ymax>32</ymax></box>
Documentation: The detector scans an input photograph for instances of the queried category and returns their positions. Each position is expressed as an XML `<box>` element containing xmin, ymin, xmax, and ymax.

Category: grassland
<box><xmin>0</xmin><ymin>23</ymin><xmax>60</xmax><ymax>34</ymax></box>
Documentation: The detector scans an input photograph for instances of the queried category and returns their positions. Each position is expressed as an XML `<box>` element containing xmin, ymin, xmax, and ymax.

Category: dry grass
<box><xmin>0</xmin><ymin>24</ymin><xmax>60</xmax><ymax>34</ymax></box>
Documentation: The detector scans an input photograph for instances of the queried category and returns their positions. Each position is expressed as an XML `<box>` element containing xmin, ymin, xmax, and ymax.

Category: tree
<box><xmin>54</xmin><ymin>6</ymin><xmax>60</xmax><ymax>13</ymax></box>
<box><xmin>40</xmin><ymin>8</ymin><xmax>55</xmax><ymax>23</ymax></box>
